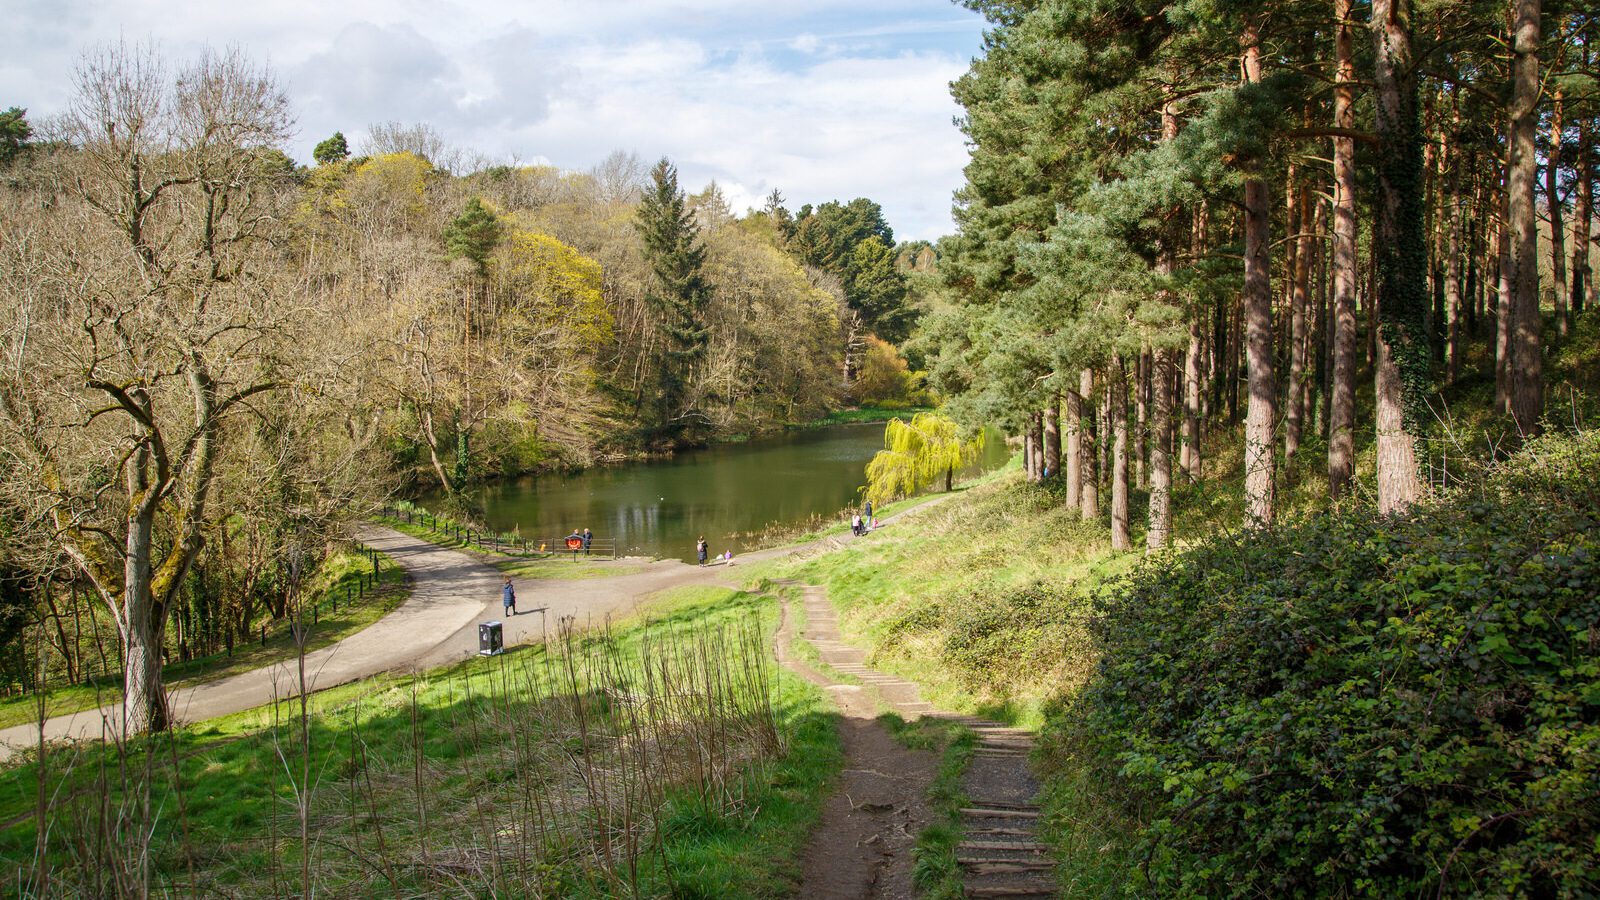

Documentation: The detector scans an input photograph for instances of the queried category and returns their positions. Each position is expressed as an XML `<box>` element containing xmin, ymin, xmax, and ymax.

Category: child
<box><xmin>502</xmin><ymin>575</ymin><xmax>517</xmax><ymax>617</ymax></box>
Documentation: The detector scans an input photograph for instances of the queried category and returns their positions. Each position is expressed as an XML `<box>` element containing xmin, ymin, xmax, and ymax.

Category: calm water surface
<box><xmin>448</xmin><ymin>423</ymin><xmax>1007</xmax><ymax>561</ymax></box>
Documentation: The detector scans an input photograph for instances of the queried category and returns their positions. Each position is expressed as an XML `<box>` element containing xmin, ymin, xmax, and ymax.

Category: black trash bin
<box><xmin>479</xmin><ymin>620</ymin><xmax>504</xmax><ymax>656</ymax></box>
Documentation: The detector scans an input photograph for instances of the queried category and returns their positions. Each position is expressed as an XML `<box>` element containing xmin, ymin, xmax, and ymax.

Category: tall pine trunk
<box><xmin>1110</xmin><ymin>359</ymin><xmax>1130</xmax><ymax>551</ymax></box>
<box><xmin>1572</xmin><ymin>117</ymin><xmax>1592</xmax><ymax>315</ymax></box>
<box><xmin>1329</xmin><ymin>0</ymin><xmax>1359</xmax><ymax>501</ymax></box>
<box><xmin>1079</xmin><ymin>370</ymin><xmax>1098</xmax><ymax>519</ymax></box>
<box><xmin>1496</xmin><ymin>140</ymin><xmax>1515</xmax><ymax>413</ymax></box>
<box><xmin>1446</xmin><ymin>149</ymin><xmax>1465</xmax><ymax>385</ymax></box>
<box><xmin>1182</xmin><ymin>319</ymin><xmax>1204</xmax><ymax>482</ymax></box>
<box><xmin>1547</xmin><ymin>86</ymin><xmax>1568</xmax><ymax>337</ymax></box>
<box><xmin>1370</xmin><ymin>0</ymin><xmax>1427</xmax><ymax>513</ymax></box>
<box><xmin>1149</xmin><ymin>348</ymin><xmax>1174</xmax><ymax>550</ymax></box>
<box><xmin>1044</xmin><ymin>396</ymin><xmax>1061</xmax><ymax>478</ymax></box>
<box><xmin>1285</xmin><ymin>182</ymin><xmax>1314</xmax><ymax>463</ymax></box>
<box><xmin>1242</xmin><ymin>21</ymin><xmax>1276</xmax><ymax>526</ymax></box>
<box><xmin>1508</xmin><ymin>0</ymin><xmax>1545</xmax><ymax>433</ymax></box>
<box><xmin>1064</xmin><ymin>388</ymin><xmax>1082</xmax><ymax>508</ymax></box>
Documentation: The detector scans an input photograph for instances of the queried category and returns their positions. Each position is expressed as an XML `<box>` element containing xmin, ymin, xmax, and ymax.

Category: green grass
<box><xmin>911</xmin><ymin>721</ymin><xmax>977</xmax><ymax>899</ymax></box>
<box><xmin>655</xmin><ymin>672</ymin><xmax>842</xmax><ymax>898</ymax></box>
<box><xmin>2</xmin><ymin>583</ymin><xmax>840</xmax><ymax>898</ymax></box>
<box><xmin>0</xmin><ymin>547</ymin><xmax>407</xmax><ymax>732</ymax></box>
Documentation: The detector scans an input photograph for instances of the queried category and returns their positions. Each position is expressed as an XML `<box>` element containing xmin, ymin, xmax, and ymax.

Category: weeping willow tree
<box><xmin>862</xmin><ymin>412</ymin><xmax>986</xmax><ymax>506</ymax></box>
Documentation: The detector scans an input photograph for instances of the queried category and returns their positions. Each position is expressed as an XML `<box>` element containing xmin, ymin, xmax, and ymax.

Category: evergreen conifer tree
<box><xmin>635</xmin><ymin>158</ymin><xmax>712</xmax><ymax>446</ymax></box>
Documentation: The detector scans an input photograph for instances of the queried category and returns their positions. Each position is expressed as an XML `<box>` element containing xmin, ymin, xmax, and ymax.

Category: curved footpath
<box><xmin>0</xmin><ymin>498</ymin><xmax>947</xmax><ymax>763</ymax></box>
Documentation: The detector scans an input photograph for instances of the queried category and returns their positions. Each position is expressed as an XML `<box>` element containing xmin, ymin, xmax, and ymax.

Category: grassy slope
<box><xmin>2</xmin><ymin>584</ymin><xmax>840</xmax><ymax>899</ymax></box>
<box><xmin>0</xmin><ymin>547</ymin><xmax>408</xmax><ymax>731</ymax></box>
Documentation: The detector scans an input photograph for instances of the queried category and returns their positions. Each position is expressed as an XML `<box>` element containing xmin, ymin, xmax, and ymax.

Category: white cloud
<box><xmin>4</xmin><ymin>1</ymin><xmax>985</xmax><ymax>240</ymax></box>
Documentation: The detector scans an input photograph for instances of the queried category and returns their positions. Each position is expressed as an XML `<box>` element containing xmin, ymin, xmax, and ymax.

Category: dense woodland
<box><xmin>0</xmin><ymin>45</ymin><xmax>927</xmax><ymax>731</ymax></box>
<box><xmin>911</xmin><ymin>0</ymin><xmax>1600</xmax><ymax>893</ymax></box>
<box><xmin>924</xmin><ymin>0</ymin><xmax>1597</xmax><ymax>545</ymax></box>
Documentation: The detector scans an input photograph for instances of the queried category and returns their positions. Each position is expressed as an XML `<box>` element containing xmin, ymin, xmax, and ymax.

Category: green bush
<box><xmin>1062</xmin><ymin>431</ymin><xmax>1600</xmax><ymax>897</ymax></box>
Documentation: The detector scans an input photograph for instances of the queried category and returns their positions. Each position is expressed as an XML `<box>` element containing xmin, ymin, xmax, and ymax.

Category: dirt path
<box><xmin>775</xmin><ymin>582</ymin><xmax>938</xmax><ymax>899</ymax></box>
<box><xmin>776</xmin><ymin>581</ymin><xmax>1057</xmax><ymax>899</ymax></box>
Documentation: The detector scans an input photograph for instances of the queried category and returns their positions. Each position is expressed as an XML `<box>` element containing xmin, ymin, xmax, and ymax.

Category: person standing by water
<box><xmin>582</xmin><ymin>527</ymin><xmax>593</xmax><ymax>555</ymax></box>
<box><xmin>864</xmin><ymin>499</ymin><xmax>873</xmax><ymax>522</ymax></box>
<box><xmin>851</xmin><ymin>513</ymin><xmax>863</xmax><ymax>536</ymax></box>
<box><xmin>502</xmin><ymin>575</ymin><xmax>517</xmax><ymax>617</ymax></box>
<box><xmin>696</xmin><ymin>536</ymin><xmax>709</xmax><ymax>567</ymax></box>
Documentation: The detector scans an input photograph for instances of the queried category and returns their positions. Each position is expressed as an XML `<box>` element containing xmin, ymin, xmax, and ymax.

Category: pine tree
<box><xmin>635</xmin><ymin>158</ymin><xmax>712</xmax><ymax>447</ymax></box>
<box><xmin>312</xmin><ymin>130</ymin><xmax>350</xmax><ymax>165</ymax></box>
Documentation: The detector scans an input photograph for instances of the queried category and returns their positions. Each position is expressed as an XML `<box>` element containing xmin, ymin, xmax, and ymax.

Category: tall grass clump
<box><xmin>1053</xmin><ymin>429</ymin><xmax>1600</xmax><ymax>896</ymax></box>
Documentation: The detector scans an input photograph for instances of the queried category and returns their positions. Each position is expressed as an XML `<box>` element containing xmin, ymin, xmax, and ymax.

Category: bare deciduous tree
<box><xmin>0</xmin><ymin>43</ymin><xmax>298</xmax><ymax>734</ymax></box>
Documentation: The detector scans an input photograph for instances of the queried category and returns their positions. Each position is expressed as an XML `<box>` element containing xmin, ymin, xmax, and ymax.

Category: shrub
<box><xmin>1062</xmin><ymin>431</ymin><xmax>1600</xmax><ymax>897</ymax></box>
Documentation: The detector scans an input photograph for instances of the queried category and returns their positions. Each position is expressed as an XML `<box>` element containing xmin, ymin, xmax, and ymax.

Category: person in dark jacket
<box><xmin>696</xmin><ymin>537</ymin><xmax>709</xmax><ymax>566</ymax></box>
<box><xmin>502</xmin><ymin>575</ymin><xmax>517</xmax><ymax>616</ymax></box>
<box><xmin>582</xmin><ymin>527</ymin><xmax>593</xmax><ymax>555</ymax></box>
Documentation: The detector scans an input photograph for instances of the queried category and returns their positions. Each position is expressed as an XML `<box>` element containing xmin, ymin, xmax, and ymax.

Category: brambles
<box><xmin>1062</xmin><ymin>430</ymin><xmax>1600</xmax><ymax>896</ymax></box>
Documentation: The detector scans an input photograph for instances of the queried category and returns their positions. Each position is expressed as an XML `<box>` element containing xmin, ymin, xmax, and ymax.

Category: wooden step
<box><xmin>964</xmin><ymin>799</ymin><xmax>1038</xmax><ymax>810</ymax></box>
<box><xmin>967</xmin><ymin>827</ymin><xmax>1036</xmax><ymax>837</ymax></box>
<box><xmin>961</xmin><ymin>807</ymin><xmax>1040</xmax><ymax>819</ymax></box>
<box><xmin>957</xmin><ymin>859</ymin><xmax>1056</xmax><ymax>873</ymax></box>
<box><xmin>965</xmin><ymin>886</ymin><xmax>1057</xmax><ymax>898</ymax></box>
<box><xmin>960</xmin><ymin>832</ymin><xmax>1049</xmax><ymax>845</ymax></box>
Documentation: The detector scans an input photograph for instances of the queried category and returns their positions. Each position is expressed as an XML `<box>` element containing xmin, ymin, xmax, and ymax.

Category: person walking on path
<box><xmin>697</xmin><ymin>537</ymin><xmax>709</xmax><ymax>567</ymax></box>
<box><xmin>851</xmin><ymin>513</ymin><xmax>863</xmax><ymax>537</ymax></box>
<box><xmin>582</xmin><ymin>527</ymin><xmax>593</xmax><ymax>555</ymax></box>
<box><xmin>502</xmin><ymin>575</ymin><xmax>517</xmax><ymax>617</ymax></box>
<box><xmin>864</xmin><ymin>499</ymin><xmax>873</xmax><ymax>522</ymax></box>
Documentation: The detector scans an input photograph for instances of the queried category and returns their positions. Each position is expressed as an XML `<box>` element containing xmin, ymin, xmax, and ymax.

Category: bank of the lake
<box><xmin>425</xmin><ymin>418</ymin><xmax>1005</xmax><ymax>561</ymax></box>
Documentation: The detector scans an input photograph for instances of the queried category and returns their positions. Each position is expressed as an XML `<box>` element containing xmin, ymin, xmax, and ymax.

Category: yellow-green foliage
<box><xmin>348</xmin><ymin>152</ymin><xmax>432</xmax><ymax>224</ymax></box>
<box><xmin>853</xmin><ymin>336</ymin><xmax>918</xmax><ymax>405</ymax></box>
<box><xmin>863</xmin><ymin>412</ymin><xmax>986</xmax><ymax>506</ymax></box>
<box><xmin>493</xmin><ymin>224</ymin><xmax>615</xmax><ymax>356</ymax></box>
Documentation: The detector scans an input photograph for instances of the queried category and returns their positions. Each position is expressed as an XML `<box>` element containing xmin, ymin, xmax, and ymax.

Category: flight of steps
<box><xmin>947</xmin><ymin>719</ymin><xmax>1055</xmax><ymax>898</ymax></box>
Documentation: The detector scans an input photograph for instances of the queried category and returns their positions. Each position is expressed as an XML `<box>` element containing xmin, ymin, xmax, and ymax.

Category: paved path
<box><xmin>0</xmin><ymin>495</ymin><xmax>951</xmax><ymax>763</ymax></box>
<box><xmin>0</xmin><ymin>526</ymin><xmax>497</xmax><ymax>758</ymax></box>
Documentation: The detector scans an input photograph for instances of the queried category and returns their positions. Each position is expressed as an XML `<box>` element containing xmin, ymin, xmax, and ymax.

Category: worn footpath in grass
<box><xmin>3</xmin><ymin>583</ymin><xmax>841</xmax><ymax>898</ymax></box>
<box><xmin>0</xmin><ymin>547</ymin><xmax>407</xmax><ymax>732</ymax></box>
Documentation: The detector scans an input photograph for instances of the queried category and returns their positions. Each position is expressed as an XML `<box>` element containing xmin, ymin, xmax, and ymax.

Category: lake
<box><xmin>440</xmin><ymin>422</ymin><xmax>1009</xmax><ymax>561</ymax></box>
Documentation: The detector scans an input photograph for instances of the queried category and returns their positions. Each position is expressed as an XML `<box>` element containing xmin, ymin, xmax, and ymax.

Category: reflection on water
<box><xmin>431</xmin><ymin>423</ymin><xmax>1008</xmax><ymax>561</ymax></box>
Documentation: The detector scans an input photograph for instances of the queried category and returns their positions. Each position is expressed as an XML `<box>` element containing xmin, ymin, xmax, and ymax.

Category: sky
<box><xmin>3</xmin><ymin>1</ymin><xmax>990</xmax><ymax>241</ymax></box>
